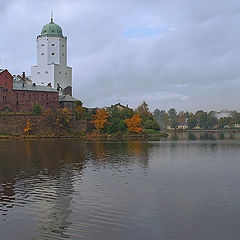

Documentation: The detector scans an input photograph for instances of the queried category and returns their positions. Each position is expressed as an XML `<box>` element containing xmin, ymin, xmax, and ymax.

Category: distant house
<box><xmin>112</xmin><ymin>103</ymin><xmax>132</xmax><ymax>111</ymax></box>
<box><xmin>0</xmin><ymin>69</ymin><xmax>59</xmax><ymax>112</ymax></box>
<box><xmin>178</xmin><ymin>123</ymin><xmax>188</xmax><ymax>130</ymax></box>
<box><xmin>105</xmin><ymin>103</ymin><xmax>132</xmax><ymax>114</ymax></box>
<box><xmin>233</xmin><ymin>123</ymin><xmax>240</xmax><ymax>128</ymax></box>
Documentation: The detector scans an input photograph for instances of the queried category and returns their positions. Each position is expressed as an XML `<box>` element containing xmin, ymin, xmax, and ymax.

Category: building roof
<box><xmin>13</xmin><ymin>82</ymin><xmax>58</xmax><ymax>93</ymax></box>
<box><xmin>0</xmin><ymin>69</ymin><xmax>6</xmax><ymax>74</ymax></box>
<box><xmin>40</xmin><ymin>18</ymin><xmax>64</xmax><ymax>38</ymax></box>
<box><xmin>59</xmin><ymin>95</ymin><xmax>78</xmax><ymax>102</ymax></box>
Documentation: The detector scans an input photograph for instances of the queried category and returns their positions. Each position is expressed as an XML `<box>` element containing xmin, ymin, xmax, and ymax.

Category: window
<box><xmin>41</xmin><ymin>44</ymin><xmax>44</xmax><ymax>47</ymax></box>
<box><xmin>5</xmin><ymin>82</ymin><xmax>7</xmax><ymax>86</ymax></box>
<box><xmin>41</xmin><ymin>53</ymin><xmax>44</xmax><ymax>56</ymax></box>
<box><xmin>62</xmin><ymin>53</ymin><xmax>64</xmax><ymax>56</ymax></box>
<box><xmin>52</xmin><ymin>44</ymin><xmax>55</xmax><ymax>47</ymax></box>
<box><xmin>62</xmin><ymin>45</ymin><xmax>64</xmax><ymax>47</ymax></box>
<box><xmin>37</xmin><ymin>72</ymin><xmax>40</xmax><ymax>74</ymax></box>
<box><xmin>45</xmin><ymin>71</ymin><xmax>48</xmax><ymax>74</ymax></box>
<box><xmin>65</xmin><ymin>73</ymin><xmax>67</xmax><ymax>75</ymax></box>
<box><xmin>52</xmin><ymin>53</ymin><xmax>55</xmax><ymax>55</ymax></box>
<box><xmin>59</xmin><ymin>71</ymin><xmax>61</xmax><ymax>74</ymax></box>
<box><xmin>3</xmin><ymin>96</ymin><xmax>7</xmax><ymax>102</ymax></box>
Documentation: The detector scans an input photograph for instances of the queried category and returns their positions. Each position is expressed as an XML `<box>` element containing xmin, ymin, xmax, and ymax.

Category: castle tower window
<box><xmin>41</xmin><ymin>53</ymin><xmax>44</xmax><ymax>56</ymax></box>
<box><xmin>41</xmin><ymin>44</ymin><xmax>44</xmax><ymax>47</ymax></box>
<box><xmin>52</xmin><ymin>44</ymin><xmax>55</xmax><ymax>46</ymax></box>
<box><xmin>52</xmin><ymin>53</ymin><xmax>55</xmax><ymax>55</ymax></box>
<box><xmin>45</xmin><ymin>71</ymin><xmax>48</xmax><ymax>74</ymax></box>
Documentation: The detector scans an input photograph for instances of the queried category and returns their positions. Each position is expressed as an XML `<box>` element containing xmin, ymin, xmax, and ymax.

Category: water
<box><xmin>0</xmin><ymin>134</ymin><xmax>240</xmax><ymax>240</ymax></box>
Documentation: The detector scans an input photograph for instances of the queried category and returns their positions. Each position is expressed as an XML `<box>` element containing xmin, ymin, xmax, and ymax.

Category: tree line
<box><xmin>153</xmin><ymin>108</ymin><xmax>240</xmax><ymax>130</ymax></box>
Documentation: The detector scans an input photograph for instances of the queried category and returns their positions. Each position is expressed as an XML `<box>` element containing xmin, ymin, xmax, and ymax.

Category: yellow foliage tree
<box><xmin>125</xmin><ymin>114</ymin><xmax>143</xmax><ymax>133</ymax></box>
<box><xmin>74</xmin><ymin>100</ymin><xmax>85</xmax><ymax>119</ymax></box>
<box><xmin>93</xmin><ymin>109</ymin><xmax>109</xmax><ymax>131</ymax></box>
<box><xmin>55</xmin><ymin>107</ymin><xmax>73</xmax><ymax>127</ymax></box>
<box><xmin>24</xmin><ymin>119</ymin><xmax>32</xmax><ymax>134</ymax></box>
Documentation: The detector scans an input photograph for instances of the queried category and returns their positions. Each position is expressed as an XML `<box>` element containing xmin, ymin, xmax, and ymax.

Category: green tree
<box><xmin>32</xmin><ymin>103</ymin><xmax>42</xmax><ymax>115</ymax></box>
<box><xmin>162</xmin><ymin>112</ymin><xmax>169</xmax><ymax>128</ymax></box>
<box><xmin>168</xmin><ymin>108</ymin><xmax>178</xmax><ymax>128</ymax></box>
<box><xmin>207</xmin><ymin>111</ymin><xmax>218</xmax><ymax>129</ymax></box>
<box><xmin>187</xmin><ymin>113</ymin><xmax>198</xmax><ymax>130</ymax></box>
<box><xmin>153</xmin><ymin>109</ymin><xmax>165</xmax><ymax>128</ymax></box>
<box><xmin>195</xmin><ymin>110</ymin><xmax>208</xmax><ymax>129</ymax></box>
<box><xmin>105</xmin><ymin>107</ymin><xmax>133</xmax><ymax>134</ymax></box>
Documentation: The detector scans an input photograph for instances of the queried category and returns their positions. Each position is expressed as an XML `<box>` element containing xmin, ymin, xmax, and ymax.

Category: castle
<box><xmin>0</xmin><ymin>17</ymin><xmax>77</xmax><ymax>112</ymax></box>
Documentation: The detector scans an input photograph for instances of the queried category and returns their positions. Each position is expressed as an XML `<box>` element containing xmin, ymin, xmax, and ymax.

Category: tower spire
<box><xmin>51</xmin><ymin>9</ymin><xmax>53</xmax><ymax>22</ymax></box>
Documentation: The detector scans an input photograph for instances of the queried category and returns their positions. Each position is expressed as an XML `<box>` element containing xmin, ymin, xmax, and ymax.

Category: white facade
<box><xmin>31</xmin><ymin>25</ymin><xmax>72</xmax><ymax>95</ymax></box>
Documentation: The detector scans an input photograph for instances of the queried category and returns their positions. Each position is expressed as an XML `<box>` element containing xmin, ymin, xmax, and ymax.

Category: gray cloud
<box><xmin>1</xmin><ymin>0</ymin><xmax>240</xmax><ymax>112</ymax></box>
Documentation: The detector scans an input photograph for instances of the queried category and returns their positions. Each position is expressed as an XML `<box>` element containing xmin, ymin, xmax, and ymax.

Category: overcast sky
<box><xmin>1</xmin><ymin>0</ymin><xmax>240</xmax><ymax>112</ymax></box>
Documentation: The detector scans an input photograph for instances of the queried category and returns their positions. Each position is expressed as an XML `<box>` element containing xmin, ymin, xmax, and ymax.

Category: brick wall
<box><xmin>14</xmin><ymin>90</ymin><xmax>59</xmax><ymax>112</ymax></box>
<box><xmin>0</xmin><ymin>115</ymin><xmax>87</xmax><ymax>136</ymax></box>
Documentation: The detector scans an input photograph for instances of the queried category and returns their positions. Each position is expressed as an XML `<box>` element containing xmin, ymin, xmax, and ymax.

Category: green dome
<box><xmin>40</xmin><ymin>19</ymin><xmax>63</xmax><ymax>37</ymax></box>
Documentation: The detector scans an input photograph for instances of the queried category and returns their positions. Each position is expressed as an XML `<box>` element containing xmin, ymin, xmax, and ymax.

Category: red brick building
<box><xmin>0</xmin><ymin>69</ymin><xmax>59</xmax><ymax>112</ymax></box>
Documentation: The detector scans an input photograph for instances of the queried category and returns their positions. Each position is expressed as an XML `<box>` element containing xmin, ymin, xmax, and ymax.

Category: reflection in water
<box><xmin>0</xmin><ymin>140</ymin><xmax>87</xmax><ymax>239</ymax></box>
<box><xmin>1</xmin><ymin>138</ymin><xmax>240</xmax><ymax>240</ymax></box>
<box><xmin>88</xmin><ymin>140</ymin><xmax>151</xmax><ymax>168</ymax></box>
<box><xmin>167</xmin><ymin>131</ymin><xmax>240</xmax><ymax>141</ymax></box>
<box><xmin>0</xmin><ymin>139</ymin><xmax>152</xmax><ymax>240</ymax></box>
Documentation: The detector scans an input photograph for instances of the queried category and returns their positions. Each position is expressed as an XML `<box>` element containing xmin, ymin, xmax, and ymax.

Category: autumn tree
<box><xmin>124</xmin><ymin>114</ymin><xmax>143</xmax><ymax>133</ymax></box>
<box><xmin>136</xmin><ymin>101</ymin><xmax>152</xmax><ymax>120</ymax></box>
<box><xmin>136</xmin><ymin>101</ymin><xmax>160</xmax><ymax>131</ymax></box>
<box><xmin>24</xmin><ymin>119</ymin><xmax>32</xmax><ymax>134</ymax></box>
<box><xmin>55</xmin><ymin>107</ymin><xmax>73</xmax><ymax>128</ymax></box>
<box><xmin>93</xmin><ymin>108</ymin><xmax>109</xmax><ymax>132</ymax></box>
<box><xmin>74</xmin><ymin>100</ymin><xmax>85</xmax><ymax>119</ymax></box>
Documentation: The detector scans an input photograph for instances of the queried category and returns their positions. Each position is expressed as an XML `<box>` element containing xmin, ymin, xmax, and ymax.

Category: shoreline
<box><xmin>165</xmin><ymin>129</ymin><xmax>240</xmax><ymax>133</ymax></box>
<box><xmin>0</xmin><ymin>132</ymin><xmax>169</xmax><ymax>140</ymax></box>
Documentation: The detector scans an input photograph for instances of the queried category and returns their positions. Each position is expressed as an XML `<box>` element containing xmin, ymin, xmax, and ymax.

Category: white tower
<box><xmin>31</xmin><ymin>17</ymin><xmax>72</xmax><ymax>95</ymax></box>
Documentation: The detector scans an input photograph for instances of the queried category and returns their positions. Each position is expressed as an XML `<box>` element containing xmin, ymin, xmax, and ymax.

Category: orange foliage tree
<box><xmin>124</xmin><ymin>114</ymin><xmax>143</xmax><ymax>133</ymax></box>
<box><xmin>24</xmin><ymin>119</ymin><xmax>32</xmax><ymax>134</ymax></box>
<box><xmin>93</xmin><ymin>109</ymin><xmax>109</xmax><ymax>131</ymax></box>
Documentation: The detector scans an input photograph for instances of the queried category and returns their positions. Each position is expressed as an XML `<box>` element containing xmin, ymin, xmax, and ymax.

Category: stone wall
<box><xmin>0</xmin><ymin>114</ymin><xmax>87</xmax><ymax>136</ymax></box>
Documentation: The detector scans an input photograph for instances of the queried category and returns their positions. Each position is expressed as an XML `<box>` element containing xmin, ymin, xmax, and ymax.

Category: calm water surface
<box><xmin>1</xmin><ymin>133</ymin><xmax>240</xmax><ymax>240</ymax></box>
